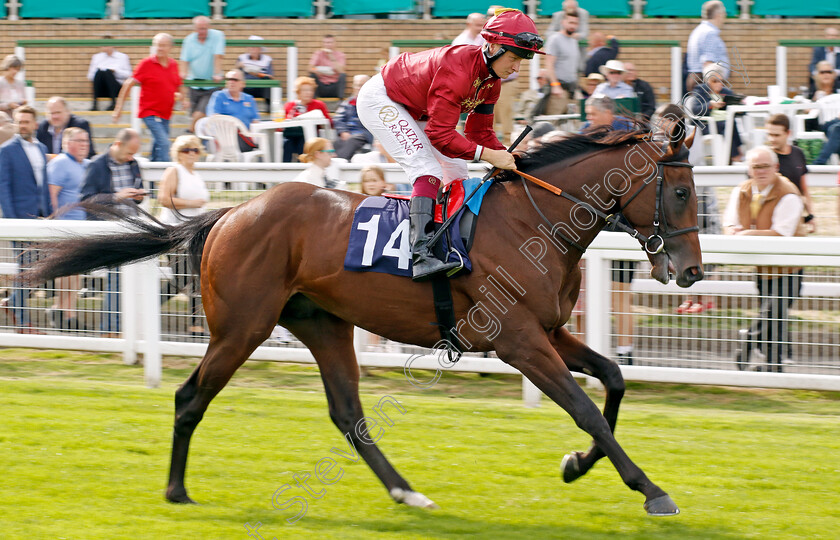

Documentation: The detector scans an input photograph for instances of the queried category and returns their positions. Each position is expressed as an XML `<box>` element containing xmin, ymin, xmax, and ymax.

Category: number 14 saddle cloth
<box><xmin>343</xmin><ymin>178</ymin><xmax>491</xmax><ymax>278</ymax></box>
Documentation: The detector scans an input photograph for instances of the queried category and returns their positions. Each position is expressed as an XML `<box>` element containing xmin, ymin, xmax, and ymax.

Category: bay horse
<box><xmin>26</xmin><ymin>126</ymin><xmax>702</xmax><ymax>516</ymax></box>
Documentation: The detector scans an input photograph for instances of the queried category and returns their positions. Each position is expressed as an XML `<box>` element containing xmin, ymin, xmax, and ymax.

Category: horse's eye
<box><xmin>675</xmin><ymin>188</ymin><xmax>688</xmax><ymax>201</ymax></box>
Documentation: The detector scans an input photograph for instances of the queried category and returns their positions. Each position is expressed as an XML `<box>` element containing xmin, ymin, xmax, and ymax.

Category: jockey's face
<box><xmin>489</xmin><ymin>47</ymin><xmax>522</xmax><ymax>79</ymax></box>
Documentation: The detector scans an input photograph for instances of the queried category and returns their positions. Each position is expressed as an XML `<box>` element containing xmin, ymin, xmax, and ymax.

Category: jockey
<box><xmin>357</xmin><ymin>8</ymin><xmax>544</xmax><ymax>281</ymax></box>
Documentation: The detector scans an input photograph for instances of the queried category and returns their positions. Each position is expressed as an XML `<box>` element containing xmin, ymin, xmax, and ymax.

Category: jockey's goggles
<box><xmin>484</xmin><ymin>30</ymin><xmax>544</xmax><ymax>51</ymax></box>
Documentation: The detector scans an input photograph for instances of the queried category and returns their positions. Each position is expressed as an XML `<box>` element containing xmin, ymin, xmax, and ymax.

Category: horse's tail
<box><xmin>24</xmin><ymin>199</ymin><xmax>232</xmax><ymax>284</ymax></box>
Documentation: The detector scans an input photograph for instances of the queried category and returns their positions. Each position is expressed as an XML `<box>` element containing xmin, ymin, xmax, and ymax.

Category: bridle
<box><xmin>515</xmin><ymin>158</ymin><xmax>697</xmax><ymax>255</ymax></box>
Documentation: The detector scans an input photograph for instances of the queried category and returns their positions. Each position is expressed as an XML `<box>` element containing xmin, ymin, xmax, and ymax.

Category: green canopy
<box><xmin>644</xmin><ymin>0</ymin><xmax>738</xmax><ymax>17</ymax></box>
<box><xmin>333</xmin><ymin>0</ymin><xmax>414</xmax><ymax>15</ymax></box>
<box><xmin>225</xmin><ymin>0</ymin><xmax>312</xmax><ymax>17</ymax></box>
<box><xmin>123</xmin><ymin>0</ymin><xmax>209</xmax><ymax>18</ymax></box>
<box><xmin>20</xmin><ymin>0</ymin><xmax>107</xmax><ymax>18</ymax></box>
<box><xmin>432</xmin><ymin>0</ymin><xmax>523</xmax><ymax>18</ymax></box>
<box><xmin>539</xmin><ymin>0</ymin><xmax>630</xmax><ymax>18</ymax></box>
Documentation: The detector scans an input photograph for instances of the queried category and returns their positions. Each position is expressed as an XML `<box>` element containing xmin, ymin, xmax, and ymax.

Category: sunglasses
<box><xmin>483</xmin><ymin>30</ymin><xmax>544</xmax><ymax>50</ymax></box>
<box><xmin>226</xmin><ymin>78</ymin><xmax>243</xmax><ymax>82</ymax></box>
<box><xmin>819</xmin><ymin>70</ymin><xmax>834</xmax><ymax>74</ymax></box>
<box><xmin>180</xmin><ymin>148</ymin><xmax>201</xmax><ymax>154</ymax></box>
<box><xmin>608</xmin><ymin>71</ymin><xmax>622</xmax><ymax>75</ymax></box>
<box><xmin>751</xmin><ymin>163</ymin><xmax>774</xmax><ymax>169</ymax></box>
<box><xmin>320</xmin><ymin>148</ymin><xmax>335</xmax><ymax>153</ymax></box>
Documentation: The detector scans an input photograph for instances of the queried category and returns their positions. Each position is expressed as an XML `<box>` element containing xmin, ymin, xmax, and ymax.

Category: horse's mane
<box><xmin>499</xmin><ymin>126</ymin><xmax>651</xmax><ymax>180</ymax></box>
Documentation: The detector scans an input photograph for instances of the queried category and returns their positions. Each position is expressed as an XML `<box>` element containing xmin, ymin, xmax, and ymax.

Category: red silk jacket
<box><xmin>381</xmin><ymin>45</ymin><xmax>505</xmax><ymax>160</ymax></box>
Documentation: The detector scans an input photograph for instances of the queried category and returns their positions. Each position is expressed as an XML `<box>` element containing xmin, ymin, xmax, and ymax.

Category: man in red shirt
<box><xmin>112</xmin><ymin>33</ymin><xmax>184</xmax><ymax>161</ymax></box>
<box><xmin>357</xmin><ymin>8</ymin><xmax>544</xmax><ymax>281</ymax></box>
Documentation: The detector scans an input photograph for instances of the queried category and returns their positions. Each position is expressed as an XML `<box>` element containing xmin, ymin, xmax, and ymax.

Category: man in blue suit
<box><xmin>0</xmin><ymin>105</ymin><xmax>51</xmax><ymax>333</ymax></box>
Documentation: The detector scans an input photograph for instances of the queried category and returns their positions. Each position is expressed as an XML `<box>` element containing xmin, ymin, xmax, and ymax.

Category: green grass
<box><xmin>1</xmin><ymin>350</ymin><xmax>839</xmax><ymax>539</ymax></box>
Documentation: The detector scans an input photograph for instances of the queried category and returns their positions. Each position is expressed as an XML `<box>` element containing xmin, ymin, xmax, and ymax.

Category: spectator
<box><xmin>622</xmin><ymin>61</ymin><xmax>656</xmax><ymax>120</ymax></box>
<box><xmin>80</xmin><ymin>128</ymin><xmax>145</xmax><ymax>337</ymax></box>
<box><xmin>283</xmin><ymin>76</ymin><xmax>332</xmax><ymax>162</ymax></box>
<box><xmin>351</xmin><ymin>139</ymin><xmax>396</xmax><ymax>165</ymax></box>
<box><xmin>594</xmin><ymin>60</ymin><xmax>635</xmax><ymax>100</ymax></box>
<box><xmin>808</xmin><ymin>27</ymin><xmax>840</xmax><ymax>81</ymax></box>
<box><xmin>0</xmin><ymin>55</ymin><xmax>26</xmax><ymax>117</ymax></box>
<box><xmin>0</xmin><ymin>111</ymin><xmax>13</xmax><ymax>146</ymax></box>
<box><xmin>333</xmin><ymin>75</ymin><xmax>373</xmax><ymax>160</ymax></box>
<box><xmin>180</xmin><ymin>16</ymin><xmax>226</xmax><ymax>133</ymax></box>
<box><xmin>293</xmin><ymin>137</ymin><xmax>334</xmax><ymax>188</ymax></box>
<box><xmin>765</xmin><ymin>113</ymin><xmax>815</xmax><ymax>233</ymax></box>
<box><xmin>686</xmin><ymin>0</ymin><xmax>729</xmax><ymax>92</ymax></box>
<box><xmin>158</xmin><ymin>135</ymin><xmax>209</xmax><ymax>336</ymax></box>
<box><xmin>46</xmin><ymin>127</ymin><xmax>90</xmax><ymax>330</ymax></box>
<box><xmin>86</xmin><ymin>35</ymin><xmax>132</xmax><ymax>111</ymax></box>
<box><xmin>452</xmin><ymin>13</ymin><xmax>486</xmax><ymax>47</ymax></box>
<box><xmin>724</xmin><ymin>146</ymin><xmax>805</xmax><ymax>373</ymax></box>
<box><xmin>308</xmin><ymin>35</ymin><xmax>347</xmax><ymax>99</ymax></box>
<box><xmin>547</xmin><ymin>0</ymin><xmax>589</xmax><ymax>41</ymax></box>
<box><xmin>360</xmin><ymin>165</ymin><xmax>389</xmax><ymax>196</ymax></box>
<box><xmin>514</xmin><ymin>69</ymin><xmax>550</xmax><ymax>123</ymax></box>
<box><xmin>545</xmin><ymin>10</ymin><xmax>580</xmax><ymax>115</ymax></box>
<box><xmin>0</xmin><ymin>105</ymin><xmax>50</xmax><ymax>334</ymax></box>
<box><xmin>579</xmin><ymin>72</ymin><xmax>604</xmax><ymax>99</ymax></box>
<box><xmin>37</xmin><ymin>97</ymin><xmax>95</xmax><ymax>158</ymax></box>
<box><xmin>685</xmin><ymin>63</ymin><xmax>743</xmax><ymax>163</ymax></box>
<box><xmin>236</xmin><ymin>35</ymin><xmax>275</xmax><ymax>114</ymax></box>
<box><xmin>207</xmin><ymin>69</ymin><xmax>261</xmax><ymax>154</ymax></box>
<box><xmin>809</xmin><ymin>60</ymin><xmax>840</xmax><ymax>101</ymax></box>
<box><xmin>580</xmin><ymin>95</ymin><xmax>634</xmax><ymax>131</ymax></box>
<box><xmin>113</xmin><ymin>33</ymin><xmax>184</xmax><ymax>162</ymax></box>
<box><xmin>584</xmin><ymin>32</ymin><xmax>619</xmax><ymax>76</ymax></box>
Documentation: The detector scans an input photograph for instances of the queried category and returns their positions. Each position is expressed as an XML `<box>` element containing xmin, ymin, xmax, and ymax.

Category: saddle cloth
<box><xmin>343</xmin><ymin>177</ymin><xmax>491</xmax><ymax>278</ymax></box>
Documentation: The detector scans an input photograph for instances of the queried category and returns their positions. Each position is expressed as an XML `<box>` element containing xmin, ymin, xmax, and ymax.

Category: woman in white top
<box><xmin>158</xmin><ymin>135</ymin><xmax>211</xmax><ymax>336</ymax></box>
<box><xmin>293</xmin><ymin>137</ymin><xmax>335</xmax><ymax>188</ymax></box>
<box><xmin>0</xmin><ymin>55</ymin><xmax>26</xmax><ymax>117</ymax></box>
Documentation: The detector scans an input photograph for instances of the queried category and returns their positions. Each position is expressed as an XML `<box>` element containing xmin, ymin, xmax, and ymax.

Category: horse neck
<box><xmin>525</xmin><ymin>143</ymin><xmax>658</xmax><ymax>252</ymax></box>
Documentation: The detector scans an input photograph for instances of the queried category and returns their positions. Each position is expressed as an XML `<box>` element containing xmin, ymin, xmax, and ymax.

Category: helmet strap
<box><xmin>483</xmin><ymin>44</ymin><xmax>504</xmax><ymax>79</ymax></box>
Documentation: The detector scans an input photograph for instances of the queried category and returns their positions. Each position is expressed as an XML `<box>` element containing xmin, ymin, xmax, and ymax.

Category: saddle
<box><xmin>383</xmin><ymin>178</ymin><xmax>480</xmax><ymax>254</ymax></box>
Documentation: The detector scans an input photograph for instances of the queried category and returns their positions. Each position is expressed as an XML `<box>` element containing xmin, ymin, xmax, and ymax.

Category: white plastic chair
<box><xmin>794</xmin><ymin>94</ymin><xmax>840</xmax><ymax>140</ymax></box>
<box><xmin>197</xmin><ymin>114</ymin><xmax>267</xmax><ymax>164</ymax></box>
<box><xmin>698</xmin><ymin>116</ymin><xmax>727</xmax><ymax>166</ymax></box>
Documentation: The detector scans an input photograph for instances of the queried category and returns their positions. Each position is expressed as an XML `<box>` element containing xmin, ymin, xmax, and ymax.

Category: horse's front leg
<box><xmin>548</xmin><ymin>326</ymin><xmax>625</xmax><ymax>484</ymax></box>
<box><xmin>496</xmin><ymin>328</ymin><xmax>678</xmax><ymax>516</ymax></box>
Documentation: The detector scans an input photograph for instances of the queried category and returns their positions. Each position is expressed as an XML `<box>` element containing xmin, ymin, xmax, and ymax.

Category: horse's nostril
<box><xmin>684</xmin><ymin>266</ymin><xmax>704</xmax><ymax>281</ymax></box>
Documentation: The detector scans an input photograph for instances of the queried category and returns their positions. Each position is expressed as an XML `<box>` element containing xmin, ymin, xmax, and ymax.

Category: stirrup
<box><xmin>445</xmin><ymin>249</ymin><xmax>465</xmax><ymax>278</ymax></box>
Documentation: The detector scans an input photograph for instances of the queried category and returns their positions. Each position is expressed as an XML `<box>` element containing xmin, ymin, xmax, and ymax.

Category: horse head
<box><xmin>617</xmin><ymin>125</ymin><xmax>703</xmax><ymax>287</ymax></box>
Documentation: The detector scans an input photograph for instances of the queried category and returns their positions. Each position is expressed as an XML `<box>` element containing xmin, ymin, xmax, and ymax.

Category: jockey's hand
<box><xmin>482</xmin><ymin>148</ymin><xmax>516</xmax><ymax>170</ymax></box>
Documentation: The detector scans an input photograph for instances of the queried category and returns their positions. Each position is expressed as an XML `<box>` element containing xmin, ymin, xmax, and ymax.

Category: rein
<box><xmin>512</xmin><ymin>159</ymin><xmax>698</xmax><ymax>255</ymax></box>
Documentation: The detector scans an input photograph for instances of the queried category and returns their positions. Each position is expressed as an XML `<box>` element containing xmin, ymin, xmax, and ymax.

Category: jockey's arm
<box><xmin>424</xmin><ymin>79</ymin><xmax>506</xmax><ymax>164</ymax></box>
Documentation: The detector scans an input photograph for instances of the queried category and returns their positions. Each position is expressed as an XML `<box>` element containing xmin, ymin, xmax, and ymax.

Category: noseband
<box><xmin>517</xmin><ymin>160</ymin><xmax>698</xmax><ymax>255</ymax></box>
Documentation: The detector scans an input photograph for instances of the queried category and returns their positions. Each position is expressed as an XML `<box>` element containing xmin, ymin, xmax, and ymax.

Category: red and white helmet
<box><xmin>481</xmin><ymin>8</ymin><xmax>545</xmax><ymax>59</ymax></box>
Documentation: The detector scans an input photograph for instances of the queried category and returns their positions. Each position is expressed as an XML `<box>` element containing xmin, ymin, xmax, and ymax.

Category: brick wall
<box><xmin>0</xmin><ymin>18</ymin><xmax>826</xmax><ymax>103</ymax></box>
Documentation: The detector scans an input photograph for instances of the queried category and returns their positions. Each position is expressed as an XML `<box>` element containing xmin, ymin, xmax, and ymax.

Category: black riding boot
<box><xmin>409</xmin><ymin>196</ymin><xmax>461</xmax><ymax>282</ymax></box>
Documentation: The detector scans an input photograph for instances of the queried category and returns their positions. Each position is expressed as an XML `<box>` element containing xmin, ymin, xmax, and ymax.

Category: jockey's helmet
<box><xmin>481</xmin><ymin>9</ymin><xmax>545</xmax><ymax>60</ymax></box>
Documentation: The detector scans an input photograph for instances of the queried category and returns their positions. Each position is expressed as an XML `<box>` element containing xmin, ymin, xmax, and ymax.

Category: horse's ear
<box><xmin>684</xmin><ymin>125</ymin><xmax>696</xmax><ymax>149</ymax></box>
<box><xmin>668</xmin><ymin>119</ymin><xmax>687</xmax><ymax>152</ymax></box>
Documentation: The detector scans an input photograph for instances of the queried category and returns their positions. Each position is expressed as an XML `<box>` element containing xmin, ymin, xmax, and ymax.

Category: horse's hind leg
<box><xmin>548</xmin><ymin>327</ymin><xmax>625</xmax><ymax>484</ymax></box>
<box><xmin>166</xmin><ymin>316</ymin><xmax>278</xmax><ymax>503</ymax></box>
<box><xmin>282</xmin><ymin>308</ymin><xmax>436</xmax><ymax>509</ymax></box>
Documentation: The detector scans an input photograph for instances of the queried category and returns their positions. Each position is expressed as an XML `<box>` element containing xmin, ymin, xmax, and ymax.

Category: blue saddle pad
<box><xmin>344</xmin><ymin>196</ymin><xmax>474</xmax><ymax>278</ymax></box>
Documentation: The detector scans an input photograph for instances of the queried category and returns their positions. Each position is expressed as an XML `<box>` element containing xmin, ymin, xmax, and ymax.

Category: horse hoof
<box><xmin>390</xmin><ymin>487</ymin><xmax>439</xmax><ymax>509</ymax></box>
<box><xmin>644</xmin><ymin>494</ymin><xmax>680</xmax><ymax>516</ymax></box>
<box><xmin>166</xmin><ymin>489</ymin><xmax>197</xmax><ymax>504</ymax></box>
<box><xmin>561</xmin><ymin>452</ymin><xmax>583</xmax><ymax>483</ymax></box>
